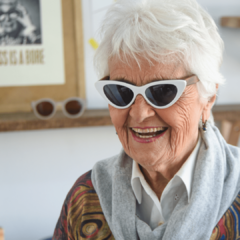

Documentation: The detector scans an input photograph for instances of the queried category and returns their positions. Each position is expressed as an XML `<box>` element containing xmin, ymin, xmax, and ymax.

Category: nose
<box><xmin>129</xmin><ymin>94</ymin><xmax>155</xmax><ymax>123</ymax></box>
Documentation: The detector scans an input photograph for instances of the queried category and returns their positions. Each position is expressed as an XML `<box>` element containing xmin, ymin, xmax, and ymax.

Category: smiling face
<box><xmin>0</xmin><ymin>0</ymin><xmax>18</xmax><ymax>33</ymax></box>
<box><xmin>108</xmin><ymin>56</ymin><xmax>214</xmax><ymax>179</ymax></box>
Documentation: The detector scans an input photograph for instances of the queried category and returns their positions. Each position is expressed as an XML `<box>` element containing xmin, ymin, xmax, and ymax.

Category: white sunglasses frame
<box><xmin>95</xmin><ymin>75</ymin><xmax>199</xmax><ymax>109</ymax></box>
<box><xmin>31</xmin><ymin>97</ymin><xmax>86</xmax><ymax>120</ymax></box>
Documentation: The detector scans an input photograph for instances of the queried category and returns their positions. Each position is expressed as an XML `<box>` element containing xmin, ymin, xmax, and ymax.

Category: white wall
<box><xmin>0</xmin><ymin>126</ymin><xmax>122</xmax><ymax>240</ymax></box>
<box><xmin>203</xmin><ymin>6</ymin><xmax>240</xmax><ymax>105</ymax></box>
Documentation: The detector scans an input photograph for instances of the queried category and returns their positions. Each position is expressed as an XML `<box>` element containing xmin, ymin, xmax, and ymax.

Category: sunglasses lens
<box><xmin>36</xmin><ymin>101</ymin><xmax>54</xmax><ymax>116</ymax></box>
<box><xmin>104</xmin><ymin>84</ymin><xmax>134</xmax><ymax>107</ymax></box>
<box><xmin>146</xmin><ymin>84</ymin><xmax>178</xmax><ymax>106</ymax></box>
<box><xmin>65</xmin><ymin>100</ymin><xmax>82</xmax><ymax>115</ymax></box>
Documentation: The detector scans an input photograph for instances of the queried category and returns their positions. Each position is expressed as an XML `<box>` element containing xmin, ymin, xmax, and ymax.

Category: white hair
<box><xmin>94</xmin><ymin>0</ymin><xmax>225</xmax><ymax>125</ymax></box>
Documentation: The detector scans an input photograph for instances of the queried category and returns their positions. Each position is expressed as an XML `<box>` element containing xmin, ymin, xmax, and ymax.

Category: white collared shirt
<box><xmin>131</xmin><ymin>135</ymin><xmax>201</xmax><ymax>230</ymax></box>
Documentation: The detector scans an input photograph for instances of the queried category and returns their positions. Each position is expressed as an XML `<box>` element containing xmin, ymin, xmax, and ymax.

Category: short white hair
<box><xmin>94</xmin><ymin>0</ymin><xmax>225</xmax><ymax>124</ymax></box>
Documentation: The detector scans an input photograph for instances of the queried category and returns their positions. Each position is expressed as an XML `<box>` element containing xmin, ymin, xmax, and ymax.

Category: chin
<box><xmin>130</xmin><ymin>149</ymin><xmax>161</xmax><ymax>165</ymax></box>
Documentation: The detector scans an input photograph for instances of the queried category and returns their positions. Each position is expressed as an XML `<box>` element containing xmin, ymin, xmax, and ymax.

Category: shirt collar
<box><xmin>131</xmin><ymin>134</ymin><xmax>201</xmax><ymax>204</ymax></box>
<box><xmin>175</xmin><ymin>134</ymin><xmax>201</xmax><ymax>202</ymax></box>
<box><xmin>131</xmin><ymin>159</ymin><xmax>143</xmax><ymax>203</ymax></box>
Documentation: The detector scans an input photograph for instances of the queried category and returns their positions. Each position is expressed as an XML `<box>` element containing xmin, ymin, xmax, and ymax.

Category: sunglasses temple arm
<box><xmin>186</xmin><ymin>76</ymin><xmax>199</xmax><ymax>86</ymax></box>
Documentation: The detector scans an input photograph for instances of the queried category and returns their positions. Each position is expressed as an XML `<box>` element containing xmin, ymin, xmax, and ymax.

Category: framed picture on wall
<box><xmin>0</xmin><ymin>0</ymin><xmax>42</xmax><ymax>46</ymax></box>
<box><xmin>0</xmin><ymin>0</ymin><xmax>85</xmax><ymax>113</ymax></box>
<box><xmin>0</xmin><ymin>0</ymin><xmax>65</xmax><ymax>87</ymax></box>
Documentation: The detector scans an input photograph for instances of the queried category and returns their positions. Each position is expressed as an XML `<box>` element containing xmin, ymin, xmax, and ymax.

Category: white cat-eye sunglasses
<box><xmin>95</xmin><ymin>75</ymin><xmax>199</xmax><ymax>109</ymax></box>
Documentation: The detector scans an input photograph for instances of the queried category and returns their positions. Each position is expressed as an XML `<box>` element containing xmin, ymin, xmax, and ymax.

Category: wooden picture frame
<box><xmin>0</xmin><ymin>0</ymin><xmax>86</xmax><ymax>114</ymax></box>
<box><xmin>0</xmin><ymin>0</ymin><xmax>113</xmax><ymax>132</ymax></box>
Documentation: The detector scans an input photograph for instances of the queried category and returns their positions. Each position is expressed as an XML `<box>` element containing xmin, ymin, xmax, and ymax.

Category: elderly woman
<box><xmin>53</xmin><ymin>0</ymin><xmax>240</xmax><ymax>239</ymax></box>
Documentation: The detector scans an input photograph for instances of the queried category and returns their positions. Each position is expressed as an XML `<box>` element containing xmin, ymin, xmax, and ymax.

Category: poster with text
<box><xmin>0</xmin><ymin>0</ymin><xmax>65</xmax><ymax>87</ymax></box>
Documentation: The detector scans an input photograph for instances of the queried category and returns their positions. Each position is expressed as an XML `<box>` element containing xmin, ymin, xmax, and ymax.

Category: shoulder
<box><xmin>67</xmin><ymin>170</ymin><xmax>95</xmax><ymax>201</ymax></box>
<box><xmin>210</xmin><ymin>191</ymin><xmax>240</xmax><ymax>240</ymax></box>
<box><xmin>93</xmin><ymin>154</ymin><xmax>120</xmax><ymax>175</ymax></box>
<box><xmin>53</xmin><ymin>171</ymin><xmax>95</xmax><ymax>239</ymax></box>
<box><xmin>92</xmin><ymin>150</ymin><xmax>132</xmax><ymax>178</ymax></box>
<box><xmin>94</xmin><ymin>153</ymin><xmax>120</xmax><ymax>167</ymax></box>
<box><xmin>53</xmin><ymin>170</ymin><xmax>114</xmax><ymax>240</ymax></box>
<box><xmin>64</xmin><ymin>170</ymin><xmax>99</xmax><ymax>217</ymax></box>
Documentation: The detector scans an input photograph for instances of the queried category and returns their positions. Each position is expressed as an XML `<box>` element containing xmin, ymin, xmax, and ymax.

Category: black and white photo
<box><xmin>0</xmin><ymin>0</ymin><xmax>65</xmax><ymax>87</ymax></box>
<box><xmin>0</xmin><ymin>0</ymin><xmax>42</xmax><ymax>45</ymax></box>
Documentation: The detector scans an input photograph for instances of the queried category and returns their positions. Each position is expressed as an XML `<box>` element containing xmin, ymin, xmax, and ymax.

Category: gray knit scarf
<box><xmin>92</xmin><ymin>125</ymin><xmax>240</xmax><ymax>240</ymax></box>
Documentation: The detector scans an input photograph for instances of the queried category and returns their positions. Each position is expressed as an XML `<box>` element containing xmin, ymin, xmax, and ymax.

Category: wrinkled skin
<box><xmin>108</xmin><ymin>57</ymin><xmax>216</xmax><ymax>198</ymax></box>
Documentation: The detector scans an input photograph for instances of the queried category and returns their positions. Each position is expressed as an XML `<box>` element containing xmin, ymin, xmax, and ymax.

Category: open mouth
<box><xmin>130</xmin><ymin>127</ymin><xmax>168</xmax><ymax>139</ymax></box>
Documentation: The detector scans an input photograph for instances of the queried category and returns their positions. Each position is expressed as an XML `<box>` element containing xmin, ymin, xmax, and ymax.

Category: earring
<box><xmin>116</xmin><ymin>132</ymin><xmax>118</xmax><ymax>135</ymax></box>
<box><xmin>202</xmin><ymin>120</ymin><xmax>207</xmax><ymax>133</ymax></box>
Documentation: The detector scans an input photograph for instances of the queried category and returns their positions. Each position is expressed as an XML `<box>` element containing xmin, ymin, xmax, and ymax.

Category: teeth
<box><xmin>132</xmin><ymin>127</ymin><xmax>166</xmax><ymax>133</ymax></box>
<box><xmin>135</xmin><ymin>133</ymin><xmax>157</xmax><ymax>138</ymax></box>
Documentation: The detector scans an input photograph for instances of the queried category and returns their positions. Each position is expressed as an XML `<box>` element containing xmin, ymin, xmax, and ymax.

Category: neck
<box><xmin>140</xmin><ymin>135</ymin><xmax>199</xmax><ymax>199</ymax></box>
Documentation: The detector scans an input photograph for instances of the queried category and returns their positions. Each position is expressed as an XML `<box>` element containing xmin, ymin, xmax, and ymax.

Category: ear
<box><xmin>202</xmin><ymin>85</ymin><xmax>218</xmax><ymax>121</ymax></box>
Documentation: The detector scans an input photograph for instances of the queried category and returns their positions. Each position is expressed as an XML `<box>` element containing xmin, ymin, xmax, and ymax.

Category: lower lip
<box><xmin>130</xmin><ymin>129</ymin><xmax>167</xmax><ymax>143</ymax></box>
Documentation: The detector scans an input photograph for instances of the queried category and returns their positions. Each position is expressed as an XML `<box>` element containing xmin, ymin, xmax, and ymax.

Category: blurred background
<box><xmin>1</xmin><ymin>0</ymin><xmax>240</xmax><ymax>239</ymax></box>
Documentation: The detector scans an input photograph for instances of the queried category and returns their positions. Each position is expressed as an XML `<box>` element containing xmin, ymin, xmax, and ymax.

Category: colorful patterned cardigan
<box><xmin>52</xmin><ymin>170</ymin><xmax>240</xmax><ymax>240</ymax></box>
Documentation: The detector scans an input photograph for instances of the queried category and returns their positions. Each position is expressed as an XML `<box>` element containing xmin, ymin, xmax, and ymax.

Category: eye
<box><xmin>10</xmin><ymin>13</ymin><xmax>17</xmax><ymax>19</ymax></box>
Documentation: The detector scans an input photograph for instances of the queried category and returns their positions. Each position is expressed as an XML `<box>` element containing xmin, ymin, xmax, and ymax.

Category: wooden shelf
<box><xmin>1</xmin><ymin>105</ymin><xmax>240</xmax><ymax>133</ymax></box>
<box><xmin>212</xmin><ymin>105</ymin><xmax>240</xmax><ymax>146</ymax></box>
<box><xmin>221</xmin><ymin>17</ymin><xmax>240</xmax><ymax>28</ymax></box>
<box><xmin>212</xmin><ymin>104</ymin><xmax>240</xmax><ymax>122</ymax></box>
<box><xmin>0</xmin><ymin>109</ymin><xmax>112</xmax><ymax>132</ymax></box>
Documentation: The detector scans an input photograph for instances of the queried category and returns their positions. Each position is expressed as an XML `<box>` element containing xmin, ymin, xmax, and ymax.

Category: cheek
<box><xmin>109</xmin><ymin>105</ymin><xmax>129</xmax><ymax>129</ymax></box>
<box><xmin>157</xmin><ymin>88</ymin><xmax>203</xmax><ymax>141</ymax></box>
<box><xmin>109</xmin><ymin>105</ymin><xmax>131</xmax><ymax>150</ymax></box>
<box><xmin>157</xmin><ymin>106</ymin><xmax>191</xmax><ymax>134</ymax></box>
<box><xmin>172</xmin><ymin>87</ymin><xmax>202</xmax><ymax>130</ymax></box>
